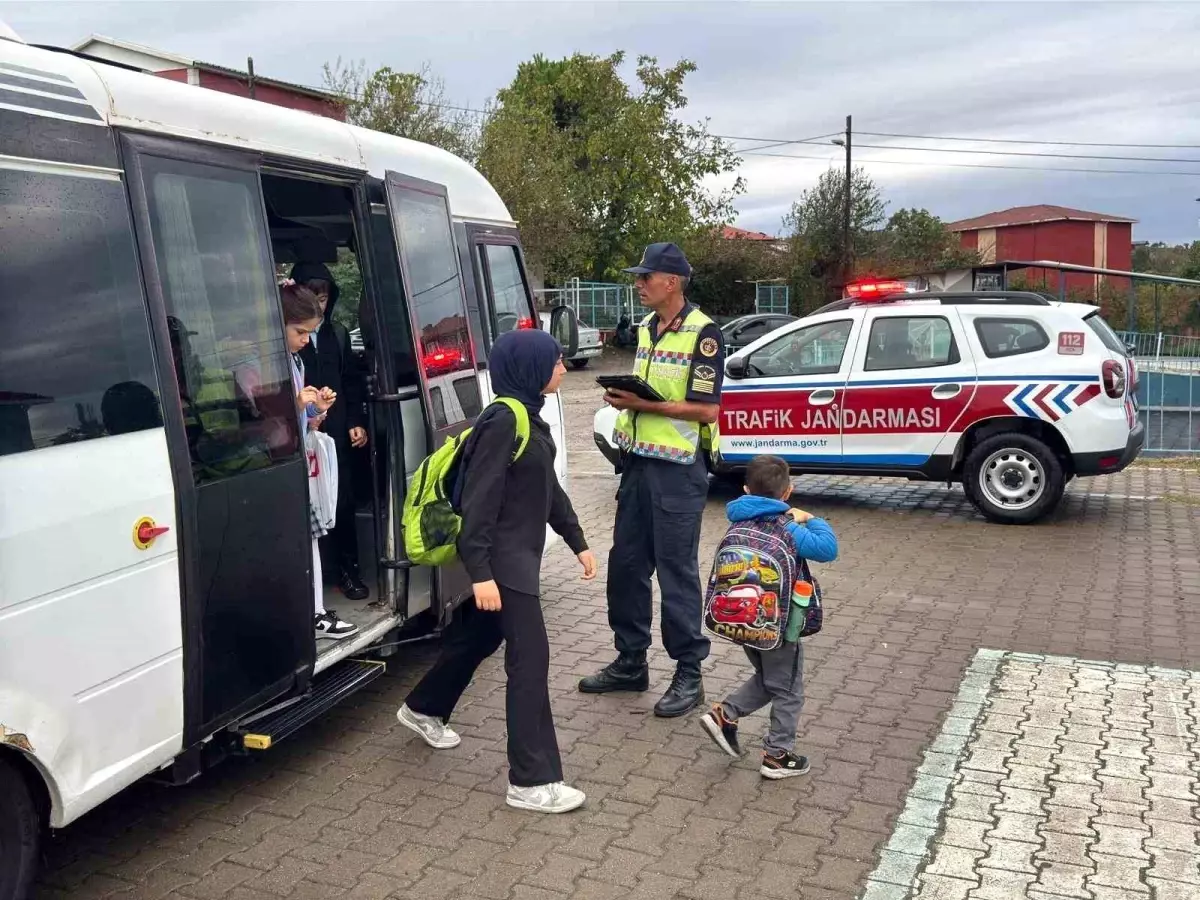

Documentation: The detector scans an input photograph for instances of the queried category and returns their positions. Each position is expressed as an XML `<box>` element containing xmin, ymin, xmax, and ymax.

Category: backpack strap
<box><xmin>492</xmin><ymin>396</ymin><xmax>531</xmax><ymax>462</ymax></box>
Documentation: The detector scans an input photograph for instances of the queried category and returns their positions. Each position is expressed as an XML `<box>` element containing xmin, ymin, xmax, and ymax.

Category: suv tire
<box><xmin>568</xmin><ymin>359</ymin><xmax>590</xmax><ymax>370</ymax></box>
<box><xmin>0</xmin><ymin>754</ymin><xmax>42</xmax><ymax>900</ymax></box>
<box><xmin>963</xmin><ymin>432</ymin><xmax>1065</xmax><ymax>525</ymax></box>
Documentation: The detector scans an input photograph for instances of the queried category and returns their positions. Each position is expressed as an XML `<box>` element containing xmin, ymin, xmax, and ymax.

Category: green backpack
<box><xmin>402</xmin><ymin>397</ymin><xmax>531</xmax><ymax>567</ymax></box>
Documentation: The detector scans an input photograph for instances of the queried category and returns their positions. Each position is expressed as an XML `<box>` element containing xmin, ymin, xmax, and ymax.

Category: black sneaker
<box><xmin>700</xmin><ymin>704</ymin><xmax>741</xmax><ymax>758</ymax></box>
<box><xmin>315</xmin><ymin>610</ymin><xmax>358</xmax><ymax>640</ymax></box>
<box><xmin>339</xmin><ymin>569</ymin><xmax>370</xmax><ymax>602</ymax></box>
<box><xmin>761</xmin><ymin>750</ymin><xmax>810</xmax><ymax>780</ymax></box>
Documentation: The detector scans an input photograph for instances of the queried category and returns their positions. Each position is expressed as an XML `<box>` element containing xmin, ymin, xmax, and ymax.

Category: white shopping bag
<box><xmin>305</xmin><ymin>430</ymin><xmax>339</xmax><ymax>532</ymax></box>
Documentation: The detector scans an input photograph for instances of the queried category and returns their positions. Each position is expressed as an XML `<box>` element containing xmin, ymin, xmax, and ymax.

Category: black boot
<box><xmin>578</xmin><ymin>652</ymin><xmax>649</xmax><ymax>694</ymax></box>
<box><xmin>339</xmin><ymin>567</ymin><xmax>370</xmax><ymax>602</ymax></box>
<box><xmin>653</xmin><ymin>665</ymin><xmax>704</xmax><ymax>718</ymax></box>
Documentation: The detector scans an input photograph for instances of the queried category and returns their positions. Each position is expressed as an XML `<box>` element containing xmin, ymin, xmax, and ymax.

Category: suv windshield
<box><xmin>1084</xmin><ymin>312</ymin><xmax>1129</xmax><ymax>357</ymax></box>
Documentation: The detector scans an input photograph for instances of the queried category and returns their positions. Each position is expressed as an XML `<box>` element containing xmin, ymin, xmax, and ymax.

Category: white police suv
<box><xmin>593</xmin><ymin>281</ymin><xmax>1143</xmax><ymax>524</ymax></box>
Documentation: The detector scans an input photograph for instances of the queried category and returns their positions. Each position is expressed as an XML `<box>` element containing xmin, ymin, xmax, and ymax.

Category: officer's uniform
<box><xmin>579</xmin><ymin>243</ymin><xmax>724</xmax><ymax>718</ymax></box>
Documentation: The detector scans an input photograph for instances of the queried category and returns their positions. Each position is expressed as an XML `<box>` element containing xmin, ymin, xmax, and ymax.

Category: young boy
<box><xmin>699</xmin><ymin>454</ymin><xmax>837</xmax><ymax>779</ymax></box>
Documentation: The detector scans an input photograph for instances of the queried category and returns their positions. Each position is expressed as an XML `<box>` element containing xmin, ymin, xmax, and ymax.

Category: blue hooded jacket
<box><xmin>726</xmin><ymin>495</ymin><xmax>838</xmax><ymax>564</ymax></box>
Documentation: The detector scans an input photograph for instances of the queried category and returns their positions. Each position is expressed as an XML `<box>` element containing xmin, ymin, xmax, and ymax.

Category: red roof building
<box><xmin>71</xmin><ymin>35</ymin><xmax>346</xmax><ymax>121</ymax></box>
<box><xmin>948</xmin><ymin>205</ymin><xmax>1136</xmax><ymax>293</ymax></box>
<box><xmin>720</xmin><ymin>225</ymin><xmax>775</xmax><ymax>241</ymax></box>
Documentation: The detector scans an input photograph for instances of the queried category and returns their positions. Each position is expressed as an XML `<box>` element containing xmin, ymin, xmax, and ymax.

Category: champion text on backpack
<box><xmin>703</xmin><ymin>515</ymin><xmax>798</xmax><ymax>651</ymax></box>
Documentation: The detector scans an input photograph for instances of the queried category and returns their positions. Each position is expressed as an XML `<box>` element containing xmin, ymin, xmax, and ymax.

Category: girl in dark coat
<box><xmin>397</xmin><ymin>329</ymin><xmax>597</xmax><ymax>814</ymax></box>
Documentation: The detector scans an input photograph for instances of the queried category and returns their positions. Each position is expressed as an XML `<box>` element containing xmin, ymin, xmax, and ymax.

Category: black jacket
<box><xmin>455</xmin><ymin>403</ymin><xmax>587</xmax><ymax>595</ymax></box>
<box><xmin>293</xmin><ymin>262</ymin><xmax>364</xmax><ymax>446</ymax></box>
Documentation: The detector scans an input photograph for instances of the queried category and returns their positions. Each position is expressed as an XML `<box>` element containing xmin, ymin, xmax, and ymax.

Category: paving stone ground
<box><xmin>861</xmin><ymin>651</ymin><xmax>1200</xmax><ymax>900</ymax></box>
<box><xmin>33</xmin><ymin>357</ymin><xmax>1200</xmax><ymax>900</ymax></box>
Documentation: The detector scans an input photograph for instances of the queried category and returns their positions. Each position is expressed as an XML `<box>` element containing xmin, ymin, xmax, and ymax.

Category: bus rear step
<box><xmin>238</xmin><ymin>658</ymin><xmax>386</xmax><ymax>750</ymax></box>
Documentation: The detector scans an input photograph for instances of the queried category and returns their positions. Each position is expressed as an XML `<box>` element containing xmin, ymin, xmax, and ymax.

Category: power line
<box><xmin>717</xmin><ymin>132</ymin><xmax>843</xmax><ymax>153</ymax></box>
<box><xmin>839</xmin><ymin>142</ymin><xmax>1200</xmax><ymax>165</ymax></box>
<box><xmin>727</xmin><ymin>131</ymin><xmax>1200</xmax><ymax>164</ymax></box>
<box><xmin>739</xmin><ymin>148</ymin><xmax>1200</xmax><ymax>178</ymax></box>
<box><xmin>859</xmin><ymin>130</ymin><xmax>1200</xmax><ymax>150</ymax></box>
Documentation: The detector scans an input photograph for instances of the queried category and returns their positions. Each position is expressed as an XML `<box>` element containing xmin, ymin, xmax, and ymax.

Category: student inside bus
<box><xmin>280</xmin><ymin>281</ymin><xmax>359</xmax><ymax>640</ymax></box>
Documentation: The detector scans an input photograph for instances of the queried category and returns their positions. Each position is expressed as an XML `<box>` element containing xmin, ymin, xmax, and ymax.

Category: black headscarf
<box><xmin>488</xmin><ymin>329</ymin><xmax>562</xmax><ymax>413</ymax></box>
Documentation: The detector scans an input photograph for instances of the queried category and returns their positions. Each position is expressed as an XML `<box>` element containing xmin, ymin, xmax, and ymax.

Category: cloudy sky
<box><xmin>5</xmin><ymin>1</ymin><xmax>1200</xmax><ymax>244</ymax></box>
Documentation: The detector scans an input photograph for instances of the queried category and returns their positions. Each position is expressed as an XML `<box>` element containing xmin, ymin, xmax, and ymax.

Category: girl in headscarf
<box><xmin>397</xmin><ymin>329</ymin><xmax>597</xmax><ymax>814</ymax></box>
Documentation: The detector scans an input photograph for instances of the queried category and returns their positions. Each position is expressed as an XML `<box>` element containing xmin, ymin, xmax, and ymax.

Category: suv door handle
<box><xmin>809</xmin><ymin>388</ymin><xmax>837</xmax><ymax>405</ymax></box>
<box><xmin>931</xmin><ymin>383</ymin><xmax>962</xmax><ymax>399</ymax></box>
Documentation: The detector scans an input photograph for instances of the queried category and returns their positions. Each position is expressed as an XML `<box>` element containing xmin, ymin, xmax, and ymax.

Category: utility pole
<box><xmin>841</xmin><ymin>114</ymin><xmax>852</xmax><ymax>286</ymax></box>
<box><xmin>247</xmin><ymin>56</ymin><xmax>256</xmax><ymax>100</ymax></box>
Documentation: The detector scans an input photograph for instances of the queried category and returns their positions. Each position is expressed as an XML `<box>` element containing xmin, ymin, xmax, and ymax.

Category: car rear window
<box><xmin>1083</xmin><ymin>312</ymin><xmax>1129</xmax><ymax>357</ymax></box>
<box><xmin>974</xmin><ymin>317</ymin><xmax>1050</xmax><ymax>358</ymax></box>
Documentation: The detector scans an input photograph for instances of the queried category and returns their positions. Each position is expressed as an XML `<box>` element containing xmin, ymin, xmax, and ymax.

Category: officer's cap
<box><xmin>623</xmin><ymin>242</ymin><xmax>692</xmax><ymax>278</ymax></box>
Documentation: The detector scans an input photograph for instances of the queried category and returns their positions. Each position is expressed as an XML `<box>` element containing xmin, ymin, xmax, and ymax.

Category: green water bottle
<box><xmin>785</xmin><ymin>580</ymin><xmax>813</xmax><ymax>643</ymax></box>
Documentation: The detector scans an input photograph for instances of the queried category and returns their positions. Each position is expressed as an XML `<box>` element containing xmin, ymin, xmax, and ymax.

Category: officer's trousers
<box><xmin>606</xmin><ymin>454</ymin><xmax>710</xmax><ymax>667</ymax></box>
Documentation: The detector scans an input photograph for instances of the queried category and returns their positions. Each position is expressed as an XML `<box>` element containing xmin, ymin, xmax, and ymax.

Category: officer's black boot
<box><xmin>578</xmin><ymin>652</ymin><xmax>649</xmax><ymax>694</ymax></box>
<box><xmin>653</xmin><ymin>664</ymin><xmax>704</xmax><ymax>718</ymax></box>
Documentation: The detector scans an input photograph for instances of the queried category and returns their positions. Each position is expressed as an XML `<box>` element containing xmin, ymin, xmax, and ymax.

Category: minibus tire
<box><xmin>568</xmin><ymin>359</ymin><xmax>590</xmax><ymax>370</ymax></box>
<box><xmin>963</xmin><ymin>432</ymin><xmax>1065</xmax><ymax>525</ymax></box>
<box><xmin>0</xmin><ymin>755</ymin><xmax>41</xmax><ymax>900</ymax></box>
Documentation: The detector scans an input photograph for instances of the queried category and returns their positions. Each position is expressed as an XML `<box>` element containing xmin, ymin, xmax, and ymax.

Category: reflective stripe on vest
<box><xmin>613</xmin><ymin>307</ymin><xmax>719</xmax><ymax>465</ymax></box>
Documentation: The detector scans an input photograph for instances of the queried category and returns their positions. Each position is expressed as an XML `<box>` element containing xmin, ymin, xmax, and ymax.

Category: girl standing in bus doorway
<box><xmin>397</xmin><ymin>329</ymin><xmax>598</xmax><ymax>815</ymax></box>
<box><xmin>281</xmin><ymin>281</ymin><xmax>359</xmax><ymax>640</ymax></box>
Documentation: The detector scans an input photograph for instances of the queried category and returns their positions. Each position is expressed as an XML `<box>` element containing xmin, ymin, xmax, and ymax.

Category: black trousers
<box><xmin>606</xmin><ymin>454</ymin><xmax>710</xmax><ymax>667</ymax></box>
<box><xmin>319</xmin><ymin>443</ymin><xmax>360</xmax><ymax>578</ymax></box>
<box><xmin>405</xmin><ymin>587</ymin><xmax>563</xmax><ymax>788</ymax></box>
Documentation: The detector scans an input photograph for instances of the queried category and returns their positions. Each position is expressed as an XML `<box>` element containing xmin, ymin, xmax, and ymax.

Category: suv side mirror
<box><xmin>725</xmin><ymin>355</ymin><xmax>748</xmax><ymax>379</ymax></box>
<box><xmin>549</xmin><ymin>305</ymin><xmax>579</xmax><ymax>358</ymax></box>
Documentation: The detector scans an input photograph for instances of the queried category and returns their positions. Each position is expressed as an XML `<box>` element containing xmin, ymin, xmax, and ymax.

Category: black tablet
<box><xmin>596</xmin><ymin>374</ymin><xmax>666</xmax><ymax>403</ymax></box>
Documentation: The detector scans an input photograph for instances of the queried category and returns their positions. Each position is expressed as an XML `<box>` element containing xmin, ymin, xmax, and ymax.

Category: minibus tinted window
<box><xmin>0</xmin><ymin>169</ymin><xmax>160</xmax><ymax>457</ymax></box>
<box><xmin>394</xmin><ymin>187</ymin><xmax>481</xmax><ymax>426</ymax></box>
<box><xmin>142</xmin><ymin>159</ymin><xmax>299</xmax><ymax>483</ymax></box>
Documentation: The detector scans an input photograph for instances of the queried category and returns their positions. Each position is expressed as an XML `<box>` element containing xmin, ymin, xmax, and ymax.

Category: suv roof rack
<box><xmin>812</xmin><ymin>290</ymin><xmax>1053</xmax><ymax>316</ymax></box>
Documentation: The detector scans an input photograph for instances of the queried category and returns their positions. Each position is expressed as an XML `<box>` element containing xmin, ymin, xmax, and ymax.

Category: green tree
<box><xmin>477</xmin><ymin>52</ymin><xmax>744</xmax><ymax>283</ymax></box>
<box><xmin>782</xmin><ymin>166</ymin><xmax>886</xmax><ymax>306</ymax></box>
<box><xmin>681</xmin><ymin>229</ymin><xmax>789</xmax><ymax>318</ymax></box>
<box><xmin>323</xmin><ymin>59</ymin><xmax>485</xmax><ymax>162</ymax></box>
<box><xmin>873</xmin><ymin>208</ymin><xmax>979</xmax><ymax>275</ymax></box>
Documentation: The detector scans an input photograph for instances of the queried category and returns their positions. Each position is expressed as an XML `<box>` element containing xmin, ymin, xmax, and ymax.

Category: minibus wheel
<box><xmin>0</xmin><ymin>754</ymin><xmax>41</xmax><ymax>900</ymax></box>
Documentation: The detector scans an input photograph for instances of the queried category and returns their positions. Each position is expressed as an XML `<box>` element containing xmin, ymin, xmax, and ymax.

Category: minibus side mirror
<box><xmin>549</xmin><ymin>305</ymin><xmax>580</xmax><ymax>358</ymax></box>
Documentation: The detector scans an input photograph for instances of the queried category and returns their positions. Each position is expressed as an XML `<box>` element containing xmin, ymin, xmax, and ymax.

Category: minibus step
<box><xmin>238</xmin><ymin>658</ymin><xmax>386</xmax><ymax>751</ymax></box>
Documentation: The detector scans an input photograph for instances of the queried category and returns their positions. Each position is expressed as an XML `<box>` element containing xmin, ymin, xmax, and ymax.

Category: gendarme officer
<box><xmin>579</xmin><ymin>242</ymin><xmax>724</xmax><ymax>717</ymax></box>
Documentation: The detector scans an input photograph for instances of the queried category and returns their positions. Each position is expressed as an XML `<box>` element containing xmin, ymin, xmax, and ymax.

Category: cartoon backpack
<box><xmin>703</xmin><ymin>515</ymin><xmax>799</xmax><ymax>651</ymax></box>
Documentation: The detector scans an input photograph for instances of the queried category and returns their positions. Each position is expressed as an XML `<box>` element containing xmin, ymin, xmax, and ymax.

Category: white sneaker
<box><xmin>506</xmin><ymin>782</ymin><xmax>586</xmax><ymax>814</ymax></box>
<box><xmin>396</xmin><ymin>704</ymin><xmax>461</xmax><ymax>749</ymax></box>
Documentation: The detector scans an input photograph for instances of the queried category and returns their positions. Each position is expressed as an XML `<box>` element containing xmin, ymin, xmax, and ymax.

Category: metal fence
<box><xmin>755</xmin><ymin>283</ymin><xmax>790</xmax><ymax>315</ymax></box>
<box><xmin>535</xmin><ymin>279</ymin><xmax>646</xmax><ymax>330</ymax></box>
<box><xmin>1117</xmin><ymin>330</ymin><xmax>1200</xmax><ymax>455</ymax></box>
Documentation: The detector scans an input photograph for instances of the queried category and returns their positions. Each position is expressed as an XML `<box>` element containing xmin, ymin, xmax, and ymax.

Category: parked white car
<box><xmin>541</xmin><ymin>312</ymin><xmax>602</xmax><ymax>369</ymax></box>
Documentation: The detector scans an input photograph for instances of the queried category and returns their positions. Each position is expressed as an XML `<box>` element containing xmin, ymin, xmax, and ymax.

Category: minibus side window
<box><xmin>140</xmin><ymin>159</ymin><xmax>299</xmax><ymax>483</ymax></box>
<box><xmin>393</xmin><ymin>187</ymin><xmax>481</xmax><ymax>427</ymax></box>
<box><xmin>479</xmin><ymin>243</ymin><xmax>533</xmax><ymax>342</ymax></box>
<box><xmin>0</xmin><ymin>168</ymin><xmax>160</xmax><ymax>457</ymax></box>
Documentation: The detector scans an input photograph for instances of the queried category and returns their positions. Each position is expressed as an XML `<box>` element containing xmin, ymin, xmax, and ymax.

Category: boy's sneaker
<box><xmin>396</xmin><ymin>704</ymin><xmax>461</xmax><ymax>749</ymax></box>
<box><xmin>761</xmin><ymin>750</ymin><xmax>810</xmax><ymax>780</ymax></box>
<box><xmin>700</xmin><ymin>704</ymin><xmax>742</xmax><ymax>758</ymax></box>
<box><xmin>506</xmin><ymin>782</ymin><xmax>586</xmax><ymax>814</ymax></box>
<box><xmin>315</xmin><ymin>610</ymin><xmax>358</xmax><ymax>640</ymax></box>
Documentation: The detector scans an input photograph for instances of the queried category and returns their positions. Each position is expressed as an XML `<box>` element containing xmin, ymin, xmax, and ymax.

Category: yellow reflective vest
<box><xmin>613</xmin><ymin>307</ymin><xmax>719</xmax><ymax>465</ymax></box>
